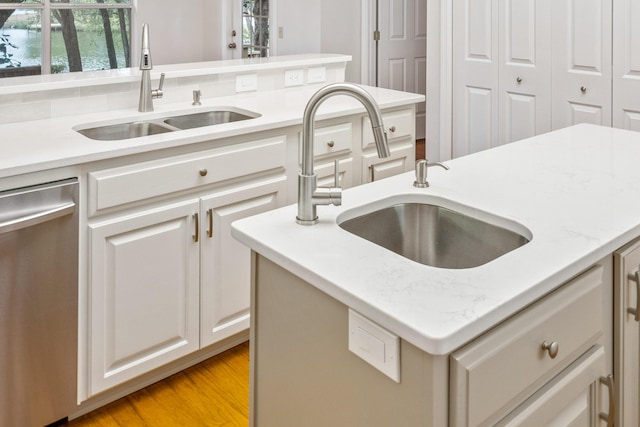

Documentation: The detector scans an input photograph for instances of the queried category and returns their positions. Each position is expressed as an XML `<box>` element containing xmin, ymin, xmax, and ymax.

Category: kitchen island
<box><xmin>232</xmin><ymin>123</ymin><xmax>640</xmax><ymax>426</ymax></box>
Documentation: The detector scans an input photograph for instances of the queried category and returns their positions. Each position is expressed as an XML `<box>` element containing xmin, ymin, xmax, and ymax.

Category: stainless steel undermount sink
<box><xmin>163</xmin><ymin>110</ymin><xmax>259</xmax><ymax>130</ymax></box>
<box><xmin>76</xmin><ymin>121</ymin><xmax>173</xmax><ymax>141</ymax></box>
<box><xmin>338</xmin><ymin>201</ymin><xmax>530</xmax><ymax>269</ymax></box>
<box><xmin>75</xmin><ymin>108</ymin><xmax>260</xmax><ymax>141</ymax></box>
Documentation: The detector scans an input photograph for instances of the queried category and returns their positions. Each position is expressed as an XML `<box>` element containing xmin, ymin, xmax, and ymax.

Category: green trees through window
<box><xmin>0</xmin><ymin>0</ymin><xmax>131</xmax><ymax>78</ymax></box>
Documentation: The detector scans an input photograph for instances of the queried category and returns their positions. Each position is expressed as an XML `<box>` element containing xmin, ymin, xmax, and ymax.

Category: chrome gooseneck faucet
<box><xmin>138</xmin><ymin>24</ymin><xmax>165</xmax><ymax>112</ymax></box>
<box><xmin>297</xmin><ymin>83</ymin><xmax>391</xmax><ymax>225</ymax></box>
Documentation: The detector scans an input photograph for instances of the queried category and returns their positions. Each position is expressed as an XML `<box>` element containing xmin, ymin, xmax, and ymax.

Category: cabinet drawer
<box><xmin>362</xmin><ymin>108</ymin><xmax>414</xmax><ymax>149</ymax></box>
<box><xmin>450</xmin><ymin>265</ymin><xmax>605</xmax><ymax>427</ymax></box>
<box><xmin>304</xmin><ymin>122</ymin><xmax>352</xmax><ymax>159</ymax></box>
<box><xmin>88</xmin><ymin>136</ymin><xmax>286</xmax><ymax>216</ymax></box>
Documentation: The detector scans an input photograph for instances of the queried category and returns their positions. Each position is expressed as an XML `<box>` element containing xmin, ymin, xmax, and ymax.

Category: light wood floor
<box><xmin>68</xmin><ymin>342</ymin><xmax>250</xmax><ymax>427</ymax></box>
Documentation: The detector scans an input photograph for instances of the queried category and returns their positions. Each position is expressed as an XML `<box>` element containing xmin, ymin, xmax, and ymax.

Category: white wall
<box><xmin>134</xmin><ymin>0</ymin><xmax>360</xmax><ymax>81</ymax></box>
<box><xmin>320</xmin><ymin>0</ymin><xmax>363</xmax><ymax>83</ymax></box>
<box><xmin>274</xmin><ymin>0</ymin><xmax>321</xmax><ymax>55</ymax></box>
<box><xmin>135</xmin><ymin>0</ymin><xmax>206</xmax><ymax>65</ymax></box>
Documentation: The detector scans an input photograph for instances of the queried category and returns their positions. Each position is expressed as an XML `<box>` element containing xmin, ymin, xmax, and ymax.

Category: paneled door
<box><xmin>453</xmin><ymin>0</ymin><xmax>551</xmax><ymax>157</ymax></box>
<box><xmin>612</xmin><ymin>0</ymin><xmax>640</xmax><ymax>131</ymax></box>
<box><xmin>452</xmin><ymin>0</ymin><xmax>500</xmax><ymax>157</ymax></box>
<box><xmin>377</xmin><ymin>0</ymin><xmax>427</xmax><ymax>139</ymax></box>
<box><xmin>498</xmin><ymin>0</ymin><xmax>551</xmax><ymax>146</ymax></box>
<box><xmin>551</xmin><ymin>0</ymin><xmax>612</xmax><ymax>129</ymax></box>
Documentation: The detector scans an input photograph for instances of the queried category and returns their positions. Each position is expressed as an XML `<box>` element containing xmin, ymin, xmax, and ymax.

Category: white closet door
<box><xmin>551</xmin><ymin>0</ymin><xmax>612</xmax><ymax>130</ymax></box>
<box><xmin>498</xmin><ymin>0</ymin><xmax>552</xmax><ymax>145</ymax></box>
<box><xmin>452</xmin><ymin>0</ymin><xmax>499</xmax><ymax>157</ymax></box>
<box><xmin>612</xmin><ymin>0</ymin><xmax>640</xmax><ymax>131</ymax></box>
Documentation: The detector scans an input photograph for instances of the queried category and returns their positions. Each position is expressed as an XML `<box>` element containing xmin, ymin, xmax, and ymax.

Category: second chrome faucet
<box><xmin>138</xmin><ymin>24</ymin><xmax>165</xmax><ymax>112</ymax></box>
<box><xmin>297</xmin><ymin>83</ymin><xmax>391</xmax><ymax>225</ymax></box>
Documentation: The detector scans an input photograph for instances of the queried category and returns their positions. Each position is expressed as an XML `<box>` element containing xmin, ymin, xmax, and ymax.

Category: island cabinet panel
<box><xmin>614</xmin><ymin>238</ymin><xmax>640</xmax><ymax>427</ymax></box>
<box><xmin>251</xmin><ymin>254</ymin><xmax>449</xmax><ymax>427</ymax></box>
<box><xmin>450</xmin><ymin>262</ymin><xmax>613</xmax><ymax>426</ymax></box>
<box><xmin>88</xmin><ymin>199</ymin><xmax>201</xmax><ymax>395</ymax></box>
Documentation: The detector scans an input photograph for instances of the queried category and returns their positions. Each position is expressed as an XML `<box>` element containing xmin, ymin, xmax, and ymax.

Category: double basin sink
<box><xmin>75</xmin><ymin>108</ymin><xmax>260</xmax><ymax>141</ymax></box>
<box><xmin>338</xmin><ymin>197</ymin><xmax>531</xmax><ymax>269</ymax></box>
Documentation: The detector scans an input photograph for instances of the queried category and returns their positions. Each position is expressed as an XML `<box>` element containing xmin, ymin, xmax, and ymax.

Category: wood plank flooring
<box><xmin>68</xmin><ymin>342</ymin><xmax>249</xmax><ymax>427</ymax></box>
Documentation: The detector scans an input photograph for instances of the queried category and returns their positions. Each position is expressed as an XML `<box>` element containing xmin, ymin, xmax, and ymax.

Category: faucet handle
<box><xmin>152</xmin><ymin>73</ymin><xmax>165</xmax><ymax>99</ymax></box>
<box><xmin>414</xmin><ymin>159</ymin><xmax>449</xmax><ymax>188</ymax></box>
<box><xmin>192</xmin><ymin>90</ymin><xmax>202</xmax><ymax>106</ymax></box>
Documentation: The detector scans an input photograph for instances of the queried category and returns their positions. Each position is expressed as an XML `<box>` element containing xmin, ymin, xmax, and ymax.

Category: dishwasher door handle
<box><xmin>0</xmin><ymin>202</ymin><xmax>75</xmax><ymax>235</ymax></box>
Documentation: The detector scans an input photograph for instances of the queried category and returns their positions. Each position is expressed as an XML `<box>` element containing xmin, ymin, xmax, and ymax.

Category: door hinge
<box><xmin>373</xmin><ymin>30</ymin><xmax>380</xmax><ymax>41</ymax></box>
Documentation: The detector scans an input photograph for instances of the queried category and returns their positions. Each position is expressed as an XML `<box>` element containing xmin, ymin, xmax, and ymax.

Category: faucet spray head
<box><xmin>140</xmin><ymin>24</ymin><xmax>152</xmax><ymax>70</ymax></box>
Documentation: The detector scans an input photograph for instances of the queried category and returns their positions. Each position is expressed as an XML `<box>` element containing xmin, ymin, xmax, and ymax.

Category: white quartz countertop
<box><xmin>232</xmin><ymin>124</ymin><xmax>640</xmax><ymax>355</ymax></box>
<box><xmin>0</xmin><ymin>83</ymin><xmax>422</xmax><ymax>180</ymax></box>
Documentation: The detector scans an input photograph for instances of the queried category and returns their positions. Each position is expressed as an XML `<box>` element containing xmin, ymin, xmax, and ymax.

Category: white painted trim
<box><xmin>426</xmin><ymin>0</ymin><xmax>453</xmax><ymax>161</ymax></box>
<box><xmin>360</xmin><ymin>0</ymin><xmax>374</xmax><ymax>85</ymax></box>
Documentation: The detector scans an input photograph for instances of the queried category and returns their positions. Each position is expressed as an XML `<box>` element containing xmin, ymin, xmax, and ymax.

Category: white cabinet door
<box><xmin>362</xmin><ymin>143</ymin><xmax>414</xmax><ymax>183</ymax></box>
<box><xmin>612</xmin><ymin>0</ymin><xmax>640</xmax><ymax>131</ymax></box>
<box><xmin>452</xmin><ymin>0</ymin><xmax>500</xmax><ymax>157</ymax></box>
<box><xmin>496</xmin><ymin>346</ymin><xmax>611</xmax><ymax>426</ymax></box>
<box><xmin>200</xmin><ymin>177</ymin><xmax>287</xmax><ymax>347</ymax></box>
<box><xmin>551</xmin><ymin>0</ymin><xmax>612</xmax><ymax>130</ymax></box>
<box><xmin>614</xmin><ymin>240</ymin><xmax>640</xmax><ymax>427</ymax></box>
<box><xmin>89</xmin><ymin>199</ymin><xmax>200</xmax><ymax>395</ymax></box>
<box><xmin>498</xmin><ymin>0</ymin><xmax>552</xmax><ymax>145</ymax></box>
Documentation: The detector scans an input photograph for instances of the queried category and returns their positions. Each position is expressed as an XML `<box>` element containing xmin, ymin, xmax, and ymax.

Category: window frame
<box><xmin>0</xmin><ymin>0</ymin><xmax>133</xmax><ymax>75</ymax></box>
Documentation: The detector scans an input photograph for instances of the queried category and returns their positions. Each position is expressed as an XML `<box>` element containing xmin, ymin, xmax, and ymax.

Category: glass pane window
<box><xmin>0</xmin><ymin>0</ymin><xmax>131</xmax><ymax>78</ymax></box>
<box><xmin>242</xmin><ymin>0</ymin><xmax>268</xmax><ymax>58</ymax></box>
<box><xmin>51</xmin><ymin>7</ymin><xmax>130</xmax><ymax>73</ymax></box>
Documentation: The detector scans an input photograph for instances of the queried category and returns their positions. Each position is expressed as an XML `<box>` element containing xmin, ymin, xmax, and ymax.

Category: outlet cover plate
<box><xmin>284</xmin><ymin>69</ymin><xmax>304</xmax><ymax>87</ymax></box>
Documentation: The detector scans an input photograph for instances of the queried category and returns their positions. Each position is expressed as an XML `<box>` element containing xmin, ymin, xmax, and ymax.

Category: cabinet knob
<box><xmin>388</xmin><ymin>126</ymin><xmax>397</xmax><ymax>133</ymax></box>
<box><xmin>516</xmin><ymin>76</ymin><xmax>522</xmax><ymax>84</ymax></box>
<box><xmin>199</xmin><ymin>169</ymin><xmax>208</xmax><ymax>177</ymax></box>
<box><xmin>541</xmin><ymin>340</ymin><xmax>559</xmax><ymax>359</ymax></box>
<box><xmin>580</xmin><ymin>86</ymin><xmax>587</xmax><ymax>93</ymax></box>
<box><xmin>327</xmin><ymin>140</ymin><xmax>335</xmax><ymax>148</ymax></box>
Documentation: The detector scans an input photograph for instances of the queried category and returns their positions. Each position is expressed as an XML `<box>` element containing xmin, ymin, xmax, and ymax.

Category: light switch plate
<box><xmin>284</xmin><ymin>69</ymin><xmax>304</xmax><ymax>87</ymax></box>
<box><xmin>308</xmin><ymin>66</ymin><xmax>327</xmax><ymax>83</ymax></box>
<box><xmin>348</xmin><ymin>309</ymin><xmax>400</xmax><ymax>382</ymax></box>
<box><xmin>236</xmin><ymin>74</ymin><xmax>258</xmax><ymax>92</ymax></box>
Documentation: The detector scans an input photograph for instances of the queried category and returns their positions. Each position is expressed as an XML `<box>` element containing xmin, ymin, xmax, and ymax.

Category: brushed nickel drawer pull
<box><xmin>199</xmin><ymin>169</ymin><xmax>208</xmax><ymax>177</ymax></box>
<box><xmin>516</xmin><ymin>76</ymin><xmax>522</xmax><ymax>84</ymax></box>
<box><xmin>327</xmin><ymin>140</ymin><xmax>335</xmax><ymax>148</ymax></box>
<box><xmin>541</xmin><ymin>340</ymin><xmax>559</xmax><ymax>359</ymax></box>
<box><xmin>580</xmin><ymin>86</ymin><xmax>587</xmax><ymax>93</ymax></box>
<box><xmin>599</xmin><ymin>374</ymin><xmax>616</xmax><ymax>426</ymax></box>
<box><xmin>193</xmin><ymin>213</ymin><xmax>199</xmax><ymax>243</ymax></box>
<box><xmin>388</xmin><ymin>126</ymin><xmax>396</xmax><ymax>133</ymax></box>
<box><xmin>207</xmin><ymin>208</ymin><xmax>213</xmax><ymax>238</ymax></box>
<box><xmin>628</xmin><ymin>271</ymin><xmax>640</xmax><ymax>321</ymax></box>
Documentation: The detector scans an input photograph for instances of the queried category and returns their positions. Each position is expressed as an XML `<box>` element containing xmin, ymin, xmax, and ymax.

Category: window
<box><xmin>0</xmin><ymin>0</ymin><xmax>131</xmax><ymax>78</ymax></box>
<box><xmin>242</xmin><ymin>0</ymin><xmax>268</xmax><ymax>58</ymax></box>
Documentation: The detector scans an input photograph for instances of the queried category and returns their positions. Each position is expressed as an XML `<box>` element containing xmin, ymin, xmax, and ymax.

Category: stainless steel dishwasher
<box><xmin>0</xmin><ymin>178</ymin><xmax>79</xmax><ymax>427</ymax></box>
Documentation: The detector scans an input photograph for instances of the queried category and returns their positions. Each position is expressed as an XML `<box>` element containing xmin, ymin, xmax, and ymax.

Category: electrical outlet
<box><xmin>308</xmin><ymin>66</ymin><xmax>327</xmax><ymax>84</ymax></box>
<box><xmin>284</xmin><ymin>69</ymin><xmax>304</xmax><ymax>87</ymax></box>
<box><xmin>235</xmin><ymin>74</ymin><xmax>258</xmax><ymax>92</ymax></box>
<box><xmin>278</xmin><ymin>26</ymin><xmax>284</xmax><ymax>39</ymax></box>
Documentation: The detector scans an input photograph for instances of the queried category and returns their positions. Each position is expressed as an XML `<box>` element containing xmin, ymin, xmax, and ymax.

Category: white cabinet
<box><xmin>614</xmin><ymin>239</ymin><xmax>640</xmax><ymax>427</ymax></box>
<box><xmin>86</xmin><ymin>135</ymin><xmax>287</xmax><ymax>396</ymax></box>
<box><xmin>89</xmin><ymin>199</ymin><xmax>201</xmax><ymax>394</ymax></box>
<box><xmin>450</xmin><ymin>263</ymin><xmax>613</xmax><ymax>426</ymax></box>
<box><xmin>496</xmin><ymin>346</ymin><xmax>610</xmax><ymax>426</ymax></box>
<box><xmin>361</xmin><ymin>108</ymin><xmax>416</xmax><ymax>182</ymax></box>
<box><xmin>451</xmin><ymin>0</ymin><xmax>612</xmax><ymax>157</ymax></box>
<box><xmin>200</xmin><ymin>177</ymin><xmax>285</xmax><ymax>347</ymax></box>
